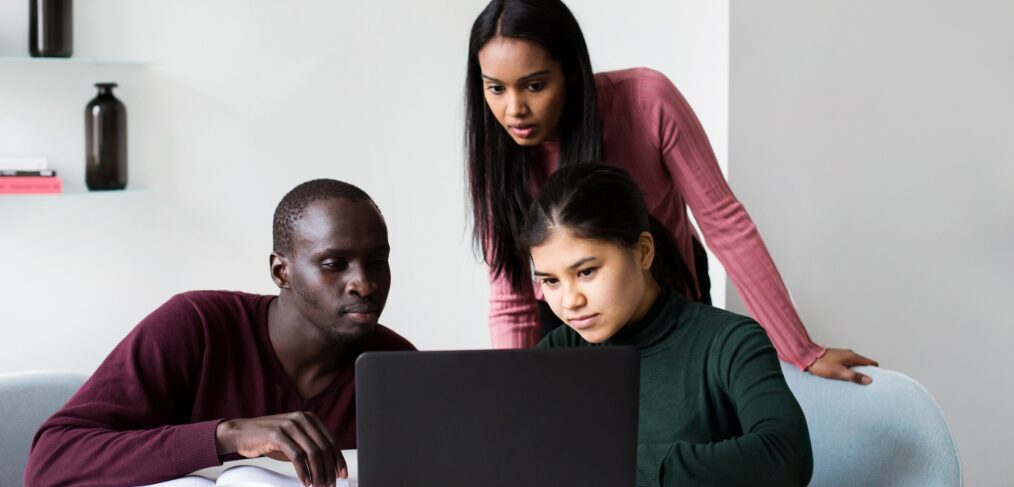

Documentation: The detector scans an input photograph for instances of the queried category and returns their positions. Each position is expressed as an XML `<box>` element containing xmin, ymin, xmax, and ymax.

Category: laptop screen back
<box><xmin>355</xmin><ymin>347</ymin><xmax>639</xmax><ymax>487</ymax></box>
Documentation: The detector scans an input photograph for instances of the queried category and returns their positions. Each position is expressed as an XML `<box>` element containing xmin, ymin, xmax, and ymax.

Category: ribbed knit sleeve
<box><xmin>644</xmin><ymin>69</ymin><xmax>825</xmax><ymax>369</ymax></box>
<box><xmin>24</xmin><ymin>295</ymin><xmax>223</xmax><ymax>486</ymax></box>
<box><xmin>637</xmin><ymin>320</ymin><xmax>813</xmax><ymax>487</ymax></box>
<box><xmin>486</xmin><ymin>244</ymin><xmax>541</xmax><ymax>348</ymax></box>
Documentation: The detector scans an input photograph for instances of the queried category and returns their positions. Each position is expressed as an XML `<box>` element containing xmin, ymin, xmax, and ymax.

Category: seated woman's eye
<box><xmin>486</xmin><ymin>84</ymin><xmax>505</xmax><ymax>94</ymax></box>
<box><xmin>540</xmin><ymin>277</ymin><xmax>559</xmax><ymax>287</ymax></box>
<box><xmin>527</xmin><ymin>81</ymin><xmax>546</xmax><ymax>92</ymax></box>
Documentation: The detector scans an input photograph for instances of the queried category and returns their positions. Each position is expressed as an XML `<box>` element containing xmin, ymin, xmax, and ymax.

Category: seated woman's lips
<box><xmin>567</xmin><ymin>313</ymin><xmax>600</xmax><ymax>329</ymax></box>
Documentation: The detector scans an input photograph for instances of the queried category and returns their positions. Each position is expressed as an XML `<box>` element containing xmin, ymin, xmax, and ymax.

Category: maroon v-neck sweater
<box><xmin>24</xmin><ymin>291</ymin><xmax>415</xmax><ymax>487</ymax></box>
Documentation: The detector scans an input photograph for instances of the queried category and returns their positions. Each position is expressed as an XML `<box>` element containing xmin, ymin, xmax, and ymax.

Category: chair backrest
<box><xmin>0</xmin><ymin>370</ymin><xmax>88</xmax><ymax>487</ymax></box>
<box><xmin>780</xmin><ymin>362</ymin><xmax>961</xmax><ymax>487</ymax></box>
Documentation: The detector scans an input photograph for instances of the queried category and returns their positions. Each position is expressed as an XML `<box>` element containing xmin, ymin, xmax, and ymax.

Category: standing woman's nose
<box><xmin>506</xmin><ymin>90</ymin><xmax>529</xmax><ymax>118</ymax></box>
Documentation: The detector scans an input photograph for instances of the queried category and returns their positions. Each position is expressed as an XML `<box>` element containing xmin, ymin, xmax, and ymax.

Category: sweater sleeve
<box><xmin>24</xmin><ymin>294</ymin><xmax>223</xmax><ymax>487</ymax></box>
<box><xmin>636</xmin><ymin>320</ymin><xmax>813</xmax><ymax>487</ymax></box>
<box><xmin>487</xmin><ymin>252</ymin><xmax>541</xmax><ymax>349</ymax></box>
<box><xmin>648</xmin><ymin>70</ymin><xmax>825</xmax><ymax>369</ymax></box>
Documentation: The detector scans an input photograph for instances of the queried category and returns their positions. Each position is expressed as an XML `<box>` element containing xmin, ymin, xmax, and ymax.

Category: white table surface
<box><xmin>189</xmin><ymin>449</ymin><xmax>358</xmax><ymax>486</ymax></box>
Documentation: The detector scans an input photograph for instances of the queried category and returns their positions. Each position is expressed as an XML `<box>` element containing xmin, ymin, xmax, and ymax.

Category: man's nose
<box><xmin>345</xmin><ymin>265</ymin><xmax>376</xmax><ymax>297</ymax></box>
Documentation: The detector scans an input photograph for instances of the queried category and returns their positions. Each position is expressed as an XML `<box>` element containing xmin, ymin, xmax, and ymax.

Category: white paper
<box><xmin>216</xmin><ymin>465</ymin><xmax>353</xmax><ymax>487</ymax></box>
<box><xmin>0</xmin><ymin>156</ymin><xmax>48</xmax><ymax>170</ymax></box>
<box><xmin>135</xmin><ymin>476</ymin><xmax>214</xmax><ymax>487</ymax></box>
<box><xmin>215</xmin><ymin>465</ymin><xmax>302</xmax><ymax>486</ymax></box>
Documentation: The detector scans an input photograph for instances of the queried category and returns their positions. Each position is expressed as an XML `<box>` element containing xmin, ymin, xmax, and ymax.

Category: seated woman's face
<box><xmin>530</xmin><ymin>229</ymin><xmax>652</xmax><ymax>343</ymax></box>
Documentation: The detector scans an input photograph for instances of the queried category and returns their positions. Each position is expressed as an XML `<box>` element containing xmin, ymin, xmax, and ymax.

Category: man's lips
<box><xmin>566</xmin><ymin>313</ymin><xmax>600</xmax><ymax>330</ymax></box>
<box><xmin>341</xmin><ymin>305</ymin><xmax>380</xmax><ymax>323</ymax></box>
<box><xmin>345</xmin><ymin>311</ymin><xmax>379</xmax><ymax>323</ymax></box>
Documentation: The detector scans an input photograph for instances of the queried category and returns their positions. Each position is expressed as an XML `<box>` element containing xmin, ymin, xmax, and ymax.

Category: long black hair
<box><xmin>466</xmin><ymin>0</ymin><xmax>602</xmax><ymax>292</ymax></box>
<box><xmin>521</xmin><ymin>164</ymin><xmax>694</xmax><ymax>292</ymax></box>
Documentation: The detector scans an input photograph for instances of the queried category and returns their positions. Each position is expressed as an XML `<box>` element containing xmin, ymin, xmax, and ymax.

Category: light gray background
<box><xmin>0</xmin><ymin>0</ymin><xmax>728</xmax><ymax>368</ymax></box>
<box><xmin>1</xmin><ymin>0</ymin><xmax>1008</xmax><ymax>484</ymax></box>
<box><xmin>728</xmin><ymin>1</ymin><xmax>1013</xmax><ymax>485</ymax></box>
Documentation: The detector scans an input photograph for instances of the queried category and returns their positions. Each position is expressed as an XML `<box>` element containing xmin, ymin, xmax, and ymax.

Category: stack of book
<box><xmin>0</xmin><ymin>157</ymin><xmax>63</xmax><ymax>194</ymax></box>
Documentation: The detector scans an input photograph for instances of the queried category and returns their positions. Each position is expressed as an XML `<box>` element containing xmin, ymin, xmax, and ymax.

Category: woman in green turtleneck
<box><xmin>523</xmin><ymin>164</ymin><xmax>813</xmax><ymax>487</ymax></box>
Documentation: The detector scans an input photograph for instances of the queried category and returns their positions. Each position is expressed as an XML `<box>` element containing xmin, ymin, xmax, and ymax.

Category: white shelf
<box><xmin>0</xmin><ymin>188</ymin><xmax>147</xmax><ymax>197</ymax></box>
<box><xmin>0</xmin><ymin>56</ymin><xmax>149</xmax><ymax>66</ymax></box>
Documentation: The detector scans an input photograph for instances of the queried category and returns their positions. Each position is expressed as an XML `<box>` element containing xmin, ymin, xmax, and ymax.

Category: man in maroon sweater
<box><xmin>24</xmin><ymin>179</ymin><xmax>416</xmax><ymax>487</ymax></box>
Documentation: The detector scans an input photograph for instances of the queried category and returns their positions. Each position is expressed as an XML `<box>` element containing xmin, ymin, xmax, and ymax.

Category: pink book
<box><xmin>0</xmin><ymin>175</ymin><xmax>63</xmax><ymax>194</ymax></box>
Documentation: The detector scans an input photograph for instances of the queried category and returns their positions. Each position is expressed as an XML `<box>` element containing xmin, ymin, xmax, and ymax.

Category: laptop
<box><xmin>355</xmin><ymin>347</ymin><xmax>639</xmax><ymax>487</ymax></box>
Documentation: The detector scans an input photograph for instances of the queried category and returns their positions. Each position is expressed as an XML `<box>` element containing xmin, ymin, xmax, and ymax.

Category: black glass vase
<box><xmin>29</xmin><ymin>0</ymin><xmax>73</xmax><ymax>58</ymax></box>
<box><xmin>86</xmin><ymin>83</ymin><xmax>128</xmax><ymax>191</ymax></box>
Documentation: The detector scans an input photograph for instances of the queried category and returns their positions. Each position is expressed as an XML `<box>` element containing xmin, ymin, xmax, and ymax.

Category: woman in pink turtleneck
<box><xmin>464</xmin><ymin>0</ymin><xmax>877</xmax><ymax>383</ymax></box>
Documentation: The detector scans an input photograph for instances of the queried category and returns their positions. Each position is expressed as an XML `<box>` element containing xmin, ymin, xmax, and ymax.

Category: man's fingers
<box><xmin>305</xmin><ymin>414</ymin><xmax>345</xmax><ymax>480</ymax></box>
<box><xmin>298</xmin><ymin>415</ymin><xmax>338</xmax><ymax>487</ymax></box>
<box><xmin>286</xmin><ymin>420</ymin><xmax>333</xmax><ymax>487</ymax></box>
<box><xmin>336</xmin><ymin>450</ymin><xmax>349</xmax><ymax>480</ymax></box>
<box><xmin>275</xmin><ymin>432</ymin><xmax>312</xmax><ymax>487</ymax></box>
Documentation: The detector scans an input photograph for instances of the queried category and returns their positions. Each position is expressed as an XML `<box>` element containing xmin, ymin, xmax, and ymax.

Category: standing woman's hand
<box><xmin>807</xmin><ymin>348</ymin><xmax>879</xmax><ymax>385</ymax></box>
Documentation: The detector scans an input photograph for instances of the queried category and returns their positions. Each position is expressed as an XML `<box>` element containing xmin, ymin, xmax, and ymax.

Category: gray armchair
<box><xmin>0</xmin><ymin>370</ymin><xmax>88</xmax><ymax>487</ymax></box>
<box><xmin>780</xmin><ymin>362</ymin><xmax>961</xmax><ymax>486</ymax></box>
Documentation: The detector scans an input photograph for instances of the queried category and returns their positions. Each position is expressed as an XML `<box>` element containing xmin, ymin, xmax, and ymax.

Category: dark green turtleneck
<box><xmin>538</xmin><ymin>287</ymin><xmax>813</xmax><ymax>487</ymax></box>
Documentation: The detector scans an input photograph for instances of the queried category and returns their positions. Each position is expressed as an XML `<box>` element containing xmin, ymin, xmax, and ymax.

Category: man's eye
<box><xmin>322</xmin><ymin>260</ymin><xmax>348</xmax><ymax>270</ymax></box>
<box><xmin>527</xmin><ymin>81</ymin><xmax>546</xmax><ymax>92</ymax></box>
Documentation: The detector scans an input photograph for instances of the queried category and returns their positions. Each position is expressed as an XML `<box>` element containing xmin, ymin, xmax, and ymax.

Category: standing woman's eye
<box><xmin>540</xmin><ymin>277</ymin><xmax>560</xmax><ymax>287</ymax></box>
<box><xmin>577</xmin><ymin>267</ymin><xmax>597</xmax><ymax>278</ymax></box>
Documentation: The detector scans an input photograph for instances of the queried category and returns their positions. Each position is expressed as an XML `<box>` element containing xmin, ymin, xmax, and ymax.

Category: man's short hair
<box><xmin>272</xmin><ymin>179</ymin><xmax>375</xmax><ymax>254</ymax></box>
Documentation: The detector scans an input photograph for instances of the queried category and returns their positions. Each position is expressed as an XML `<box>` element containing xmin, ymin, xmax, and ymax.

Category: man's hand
<box><xmin>807</xmin><ymin>348</ymin><xmax>879</xmax><ymax>385</ymax></box>
<box><xmin>215</xmin><ymin>412</ymin><xmax>348</xmax><ymax>487</ymax></box>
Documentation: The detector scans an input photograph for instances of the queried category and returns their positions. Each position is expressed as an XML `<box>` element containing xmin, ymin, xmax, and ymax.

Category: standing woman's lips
<box><xmin>567</xmin><ymin>313</ymin><xmax>600</xmax><ymax>329</ymax></box>
<box><xmin>509</xmin><ymin>124</ymin><xmax>534</xmax><ymax>138</ymax></box>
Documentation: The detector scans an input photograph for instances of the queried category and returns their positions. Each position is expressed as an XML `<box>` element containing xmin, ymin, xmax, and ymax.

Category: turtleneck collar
<box><xmin>607</xmin><ymin>284</ymin><xmax>686</xmax><ymax>352</ymax></box>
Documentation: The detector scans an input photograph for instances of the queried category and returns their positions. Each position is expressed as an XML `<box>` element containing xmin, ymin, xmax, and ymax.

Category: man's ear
<box><xmin>270</xmin><ymin>252</ymin><xmax>290</xmax><ymax>289</ymax></box>
<box><xmin>638</xmin><ymin>231</ymin><xmax>656</xmax><ymax>271</ymax></box>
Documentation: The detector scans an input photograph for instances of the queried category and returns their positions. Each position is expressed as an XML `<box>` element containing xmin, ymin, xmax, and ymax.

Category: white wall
<box><xmin>0</xmin><ymin>1</ymin><xmax>729</xmax><ymax>372</ymax></box>
<box><xmin>729</xmin><ymin>1</ymin><xmax>1014</xmax><ymax>485</ymax></box>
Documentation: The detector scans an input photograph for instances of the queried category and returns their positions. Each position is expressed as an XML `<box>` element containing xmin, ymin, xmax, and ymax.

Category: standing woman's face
<box><xmin>477</xmin><ymin>36</ymin><xmax>568</xmax><ymax>146</ymax></box>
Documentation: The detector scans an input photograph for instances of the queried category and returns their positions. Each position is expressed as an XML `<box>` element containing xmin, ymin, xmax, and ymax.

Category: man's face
<box><xmin>282</xmin><ymin>197</ymin><xmax>391</xmax><ymax>342</ymax></box>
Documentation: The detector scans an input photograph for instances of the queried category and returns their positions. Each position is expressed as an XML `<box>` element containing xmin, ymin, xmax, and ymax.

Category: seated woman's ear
<box><xmin>638</xmin><ymin>231</ymin><xmax>655</xmax><ymax>270</ymax></box>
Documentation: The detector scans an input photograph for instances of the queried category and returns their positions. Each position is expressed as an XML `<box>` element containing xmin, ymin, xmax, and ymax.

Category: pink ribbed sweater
<box><xmin>486</xmin><ymin>68</ymin><xmax>824</xmax><ymax>370</ymax></box>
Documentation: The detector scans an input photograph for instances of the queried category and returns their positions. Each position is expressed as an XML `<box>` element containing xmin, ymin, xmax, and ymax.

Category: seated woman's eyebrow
<box><xmin>533</xmin><ymin>256</ymin><xmax>597</xmax><ymax>276</ymax></box>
